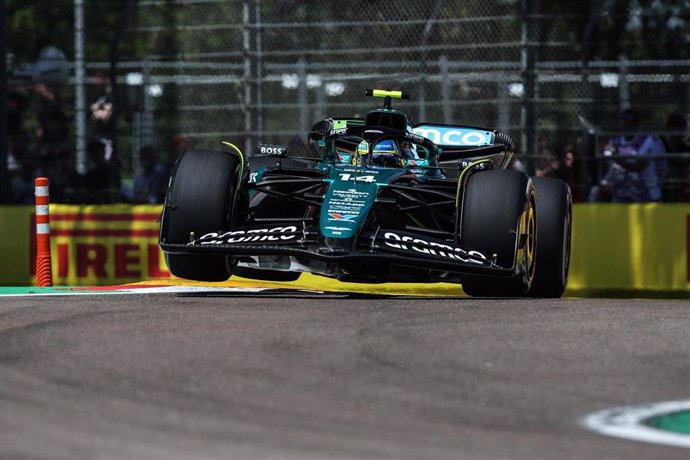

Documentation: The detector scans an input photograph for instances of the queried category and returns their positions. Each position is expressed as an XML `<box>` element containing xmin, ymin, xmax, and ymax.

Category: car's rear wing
<box><xmin>413</xmin><ymin>123</ymin><xmax>495</xmax><ymax>147</ymax></box>
<box><xmin>413</xmin><ymin>123</ymin><xmax>514</xmax><ymax>167</ymax></box>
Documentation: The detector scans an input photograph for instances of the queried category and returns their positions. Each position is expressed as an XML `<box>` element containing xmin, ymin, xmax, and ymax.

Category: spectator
<box><xmin>534</xmin><ymin>132</ymin><xmax>559</xmax><ymax>177</ymax></box>
<box><xmin>574</xmin><ymin>133</ymin><xmax>597</xmax><ymax>203</ymax></box>
<box><xmin>130</xmin><ymin>145</ymin><xmax>166</xmax><ymax>204</ymax></box>
<box><xmin>89</xmin><ymin>71</ymin><xmax>113</xmax><ymax>141</ymax></box>
<box><xmin>82</xmin><ymin>139</ymin><xmax>120</xmax><ymax>203</ymax></box>
<box><xmin>49</xmin><ymin>148</ymin><xmax>83</xmax><ymax>203</ymax></box>
<box><xmin>556</xmin><ymin>143</ymin><xmax>576</xmax><ymax>185</ymax></box>
<box><xmin>7</xmin><ymin>153</ymin><xmax>33</xmax><ymax>204</ymax></box>
<box><xmin>589</xmin><ymin>108</ymin><xmax>667</xmax><ymax>202</ymax></box>
<box><xmin>7</xmin><ymin>89</ymin><xmax>38</xmax><ymax>180</ymax></box>
<box><xmin>8</xmin><ymin>90</ymin><xmax>30</xmax><ymax>160</ymax></box>
<box><xmin>33</xmin><ymin>83</ymin><xmax>70</xmax><ymax>159</ymax></box>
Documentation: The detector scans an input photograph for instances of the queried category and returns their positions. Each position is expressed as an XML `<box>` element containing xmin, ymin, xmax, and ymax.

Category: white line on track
<box><xmin>582</xmin><ymin>400</ymin><xmax>690</xmax><ymax>448</ymax></box>
<box><xmin>0</xmin><ymin>286</ymin><xmax>274</xmax><ymax>297</ymax></box>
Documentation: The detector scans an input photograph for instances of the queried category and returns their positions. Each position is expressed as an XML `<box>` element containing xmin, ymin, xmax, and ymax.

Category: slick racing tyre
<box><xmin>459</xmin><ymin>169</ymin><xmax>536</xmax><ymax>297</ymax></box>
<box><xmin>162</xmin><ymin>150</ymin><xmax>241</xmax><ymax>281</ymax></box>
<box><xmin>527</xmin><ymin>177</ymin><xmax>572</xmax><ymax>298</ymax></box>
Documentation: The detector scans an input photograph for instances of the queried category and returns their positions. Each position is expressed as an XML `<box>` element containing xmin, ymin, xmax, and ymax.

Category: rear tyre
<box><xmin>527</xmin><ymin>177</ymin><xmax>572</xmax><ymax>298</ymax></box>
<box><xmin>459</xmin><ymin>169</ymin><xmax>536</xmax><ymax>297</ymax></box>
<box><xmin>162</xmin><ymin>150</ymin><xmax>241</xmax><ymax>281</ymax></box>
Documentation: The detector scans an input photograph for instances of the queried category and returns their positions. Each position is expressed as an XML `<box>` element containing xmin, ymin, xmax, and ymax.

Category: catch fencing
<box><xmin>65</xmin><ymin>0</ymin><xmax>690</xmax><ymax>201</ymax></box>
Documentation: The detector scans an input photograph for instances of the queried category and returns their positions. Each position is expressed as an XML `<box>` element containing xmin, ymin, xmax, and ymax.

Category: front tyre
<box><xmin>527</xmin><ymin>177</ymin><xmax>572</xmax><ymax>298</ymax></box>
<box><xmin>161</xmin><ymin>150</ymin><xmax>242</xmax><ymax>281</ymax></box>
<box><xmin>459</xmin><ymin>169</ymin><xmax>536</xmax><ymax>297</ymax></box>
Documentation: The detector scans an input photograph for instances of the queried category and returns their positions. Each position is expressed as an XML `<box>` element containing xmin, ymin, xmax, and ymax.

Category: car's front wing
<box><xmin>159</xmin><ymin>223</ymin><xmax>517</xmax><ymax>277</ymax></box>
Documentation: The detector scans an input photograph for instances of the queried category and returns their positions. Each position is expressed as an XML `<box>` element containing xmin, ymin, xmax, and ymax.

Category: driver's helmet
<box><xmin>356</xmin><ymin>139</ymin><xmax>402</xmax><ymax>167</ymax></box>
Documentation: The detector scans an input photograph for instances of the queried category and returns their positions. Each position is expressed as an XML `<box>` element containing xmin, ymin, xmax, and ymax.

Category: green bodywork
<box><xmin>319</xmin><ymin>164</ymin><xmax>404</xmax><ymax>239</ymax></box>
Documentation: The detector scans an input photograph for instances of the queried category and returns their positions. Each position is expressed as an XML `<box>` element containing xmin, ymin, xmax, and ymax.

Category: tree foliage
<box><xmin>7</xmin><ymin>1</ymin><xmax>689</xmax><ymax>66</ymax></box>
<box><xmin>7</xmin><ymin>0</ymin><xmax>146</xmax><ymax>67</ymax></box>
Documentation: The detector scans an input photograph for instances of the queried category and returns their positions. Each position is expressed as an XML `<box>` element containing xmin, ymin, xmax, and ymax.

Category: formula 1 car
<box><xmin>159</xmin><ymin>89</ymin><xmax>572</xmax><ymax>297</ymax></box>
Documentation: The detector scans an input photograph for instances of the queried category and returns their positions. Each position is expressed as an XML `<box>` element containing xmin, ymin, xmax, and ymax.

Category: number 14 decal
<box><xmin>338</xmin><ymin>173</ymin><xmax>376</xmax><ymax>183</ymax></box>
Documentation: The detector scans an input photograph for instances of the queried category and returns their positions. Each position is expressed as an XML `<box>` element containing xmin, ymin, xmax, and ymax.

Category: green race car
<box><xmin>159</xmin><ymin>89</ymin><xmax>571</xmax><ymax>297</ymax></box>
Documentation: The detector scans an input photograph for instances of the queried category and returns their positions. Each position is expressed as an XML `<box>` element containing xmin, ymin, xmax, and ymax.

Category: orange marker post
<box><xmin>35</xmin><ymin>177</ymin><xmax>53</xmax><ymax>287</ymax></box>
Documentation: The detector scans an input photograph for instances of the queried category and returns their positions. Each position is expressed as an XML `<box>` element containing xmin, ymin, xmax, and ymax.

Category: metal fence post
<box><xmin>73</xmin><ymin>0</ymin><xmax>86</xmax><ymax>174</ymax></box>
<box><xmin>0</xmin><ymin>0</ymin><xmax>9</xmax><ymax>203</ymax></box>
<box><xmin>298</xmin><ymin>58</ymin><xmax>308</xmax><ymax>136</ymax></box>
<box><xmin>142</xmin><ymin>58</ymin><xmax>153</xmax><ymax>149</ymax></box>
<box><xmin>497</xmin><ymin>80</ymin><xmax>509</xmax><ymax>133</ymax></box>
<box><xmin>618</xmin><ymin>54</ymin><xmax>630</xmax><ymax>112</ymax></box>
<box><xmin>440</xmin><ymin>55</ymin><xmax>451</xmax><ymax>124</ymax></box>
<box><xmin>520</xmin><ymin>0</ymin><xmax>538</xmax><ymax>163</ymax></box>
<box><xmin>315</xmin><ymin>81</ymin><xmax>325</xmax><ymax>122</ymax></box>
<box><xmin>255</xmin><ymin>0</ymin><xmax>263</xmax><ymax>144</ymax></box>
<box><xmin>131</xmin><ymin>112</ymin><xmax>141</xmax><ymax>178</ymax></box>
<box><xmin>418</xmin><ymin>0</ymin><xmax>444</xmax><ymax>123</ymax></box>
<box><xmin>242</xmin><ymin>0</ymin><xmax>258</xmax><ymax>156</ymax></box>
<box><xmin>108</xmin><ymin>0</ymin><xmax>136</xmax><ymax>164</ymax></box>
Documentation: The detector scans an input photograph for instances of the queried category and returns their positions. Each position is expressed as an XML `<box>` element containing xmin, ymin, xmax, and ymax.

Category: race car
<box><xmin>159</xmin><ymin>89</ymin><xmax>572</xmax><ymax>297</ymax></box>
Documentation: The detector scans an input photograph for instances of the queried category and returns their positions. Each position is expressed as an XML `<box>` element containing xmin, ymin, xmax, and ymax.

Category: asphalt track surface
<box><xmin>1</xmin><ymin>293</ymin><xmax>689</xmax><ymax>460</ymax></box>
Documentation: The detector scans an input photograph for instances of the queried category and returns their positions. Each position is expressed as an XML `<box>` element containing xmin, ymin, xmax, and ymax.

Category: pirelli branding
<box><xmin>197</xmin><ymin>226</ymin><xmax>299</xmax><ymax>245</ymax></box>
<box><xmin>379</xmin><ymin>231</ymin><xmax>488</xmax><ymax>264</ymax></box>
